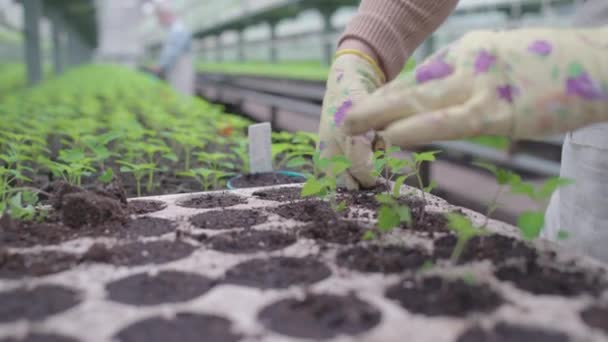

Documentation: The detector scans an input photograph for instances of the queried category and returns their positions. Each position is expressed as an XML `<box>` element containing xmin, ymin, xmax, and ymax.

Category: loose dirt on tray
<box><xmin>230</xmin><ymin>172</ymin><xmax>304</xmax><ymax>189</ymax></box>
<box><xmin>385</xmin><ymin>276</ymin><xmax>503</xmax><ymax>317</ymax></box>
<box><xmin>117</xmin><ymin>217</ymin><xmax>177</xmax><ymax>238</ymax></box>
<box><xmin>81</xmin><ymin>241</ymin><xmax>196</xmax><ymax>266</ymax></box>
<box><xmin>337</xmin><ymin>245</ymin><xmax>431</xmax><ymax>274</ymax></box>
<box><xmin>128</xmin><ymin>200</ymin><xmax>167</xmax><ymax>215</ymax></box>
<box><xmin>207</xmin><ymin>230</ymin><xmax>296</xmax><ymax>254</ymax></box>
<box><xmin>252</xmin><ymin>187</ymin><xmax>303</xmax><ymax>202</ymax></box>
<box><xmin>457</xmin><ymin>322</ymin><xmax>571</xmax><ymax>342</ymax></box>
<box><xmin>177</xmin><ymin>193</ymin><xmax>246</xmax><ymax>209</ymax></box>
<box><xmin>0</xmin><ymin>250</ymin><xmax>79</xmax><ymax>279</ymax></box>
<box><xmin>106</xmin><ymin>271</ymin><xmax>216</xmax><ymax>306</ymax></box>
<box><xmin>580</xmin><ymin>305</ymin><xmax>608</xmax><ymax>334</ymax></box>
<box><xmin>434</xmin><ymin>234</ymin><xmax>538</xmax><ymax>265</ymax></box>
<box><xmin>222</xmin><ymin>257</ymin><xmax>331</xmax><ymax>289</ymax></box>
<box><xmin>0</xmin><ymin>285</ymin><xmax>81</xmax><ymax>323</ymax></box>
<box><xmin>296</xmin><ymin>219</ymin><xmax>367</xmax><ymax>245</ymax></box>
<box><xmin>258</xmin><ymin>293</ymin><xmax>381</xmax><ymax>339</ymax></box>
<box><xmin>114</xmin><ymin>313</ymin><xmax>241</xmax><ymax>342</ymax></box>
<box><xmin>189</xmin><ymin>209</ymin><xmax>268</xmax><ymax>230</ymax></box>
<box><xmin>271</xmin><ymin>200</ymin><xmax>342</xmax><ymax>222</ymax></box>
<box><xmin>0</xmin><ymin>333</ymin><xmax>79</xmax><ymax>342</ymax></box>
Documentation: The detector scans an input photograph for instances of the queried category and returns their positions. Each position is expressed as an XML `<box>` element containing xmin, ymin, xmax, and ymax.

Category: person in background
<box><xmin>153</xmin><ymin>4</ymin><xmax>194</xmax><ymax>96</ymax></box>
<box><xmin>319</xmin><ymin>0</ymin><xmax>608</xmax><ymax>261</ymax></box>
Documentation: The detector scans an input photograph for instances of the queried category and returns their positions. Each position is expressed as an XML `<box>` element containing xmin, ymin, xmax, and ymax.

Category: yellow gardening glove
<box><xmin>319</xmin><ymin>50</ymin><xmax>386</xmax><ymax>189</ymax></box>
<box><xmin>344</xmin><ymin>27</ymin><xmax>608</xmax><ymax>147</ymax></box>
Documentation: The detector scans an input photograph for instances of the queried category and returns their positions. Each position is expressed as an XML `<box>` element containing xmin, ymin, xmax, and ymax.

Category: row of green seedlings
<box><xmin>300</xmin><ymin>146</ymin><xmax>573</xmax><ymax>264</ymax></box>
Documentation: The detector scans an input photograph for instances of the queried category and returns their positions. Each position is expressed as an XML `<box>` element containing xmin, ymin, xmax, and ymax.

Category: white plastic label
<box><xmin>248</xmin><ymin>122</ymin><xmax>273</xmax><ymax>174</ymax></box>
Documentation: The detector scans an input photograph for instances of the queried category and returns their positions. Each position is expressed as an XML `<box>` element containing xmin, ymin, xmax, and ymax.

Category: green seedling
<box><xmin>445</xmin><ymin>212</ymin><xmax>486</xmax><ymax>264</ymax></box>
<box><xmin>301</xmin><ymin>152</ymin><xmax>351</xmax><ymax>212</ymax></box>
<box><xmin>117</xmin><ymin>161</ymin><xmax>156</xmax><ymax>197</ymax></box>
<box><xmin>81</xmin><ymin>131</ymin><xmax>121</xmax><ymax>170</ymax></box>
<box><xmin>196</xmin><ymin>152</ymin><xmax>237</xmax><ymax>172</ymax></box>
<box><xmin>363</xmin><ymin>193</ymin><xmax>412</xmax><ymax>241</ymax></box>
<box><xmin>473</xmin><ymin>161</ymin><xmax>521</xmax><ymax>229</ymax></box>
<box><xmin>178</xmin><ymin>168</ymin><xmax>234</xmax><ymax>191</ymax></box>
<box><xmin>40</xmin><ymin>148</ymin><xmax>95</xmax><ymax>186</ymax></box>
<box><xmin>0</xmin><ymin>191</ymin><xmax>40</xmax><ymax>221</ymax></box>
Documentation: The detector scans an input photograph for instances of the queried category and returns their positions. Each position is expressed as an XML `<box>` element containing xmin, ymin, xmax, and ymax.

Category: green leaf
<box><xmin>286</xmin><ymin>156</ymin><xmax>309</xmax><ymax>168</ymax></box>
<box><xmin>472</xmin><ymin>161</ymin><xmax>498</xmax><ymax>175</ymax></box>
<box><xmin>393</xmin><ymin>175</ymin><xmax>408</xmax><ymax>198</ymax></box>
<box><xmin>362</xmin><ymin>231</ymin><xmax>377</xmax><ymax>241</ymax></box>
<box><xmin>517</xmin><ymin>211</ymin><xmax>545</xmax><ymax>240</ymax></box>
<box><xmin>423</xmin><ymin>180</ymin><xmax>438</xmax><ymax>193</ymax></box>
<box><xmin>98</xmin><ymin>168</ymin><xmax>114</xmax><ymax>183</ymax></box>
<box><xmin>335</xmin><ymin>201</ymin><xmax>347</xmax><ymax>213</ymax></box>
<box><xmin>395</xmin><ymin>206</ymin><xmax>412</xmax><ymax>224</ymax></box>
<box><xmin>301</xmin><ymin>178</ymin><xmax>324</xmax><ymax>197</ymax></box>
<box><xmin>375</xmin><ymin>193</ymin><xmax>396</xmax><ymax>206</ymax></box>
<box><xmin>537</xmin><ymin>177</ymin><xmax>574</xmax><ymax>199</ymax></box>
<box><xmin>446</xmin><ymin>213</ymin><xmax>479</xmax><ymax>237</ymax></box>
<box><xmin>462</xmin><ymin>273</ymin><xmax>477</xmax><ymax>286</ymax></box>
<box><xmin>511</xmin><ymin>181</ymin><xmax>536</xmax><ymax>199</ymax></box>
<box><xmin>378</xmin><ymin>205</ymin><xmax>400</xmax><ymax>232</ymax></box>
<box><xmin>413</xmin><ymin>150</ymin><xmax>441</xmax><ymax>163</ymax></box>
<box><xmin>330</xmin><ymin>155</ymin><xmax>352</xmax><ymax>175</ymax></box>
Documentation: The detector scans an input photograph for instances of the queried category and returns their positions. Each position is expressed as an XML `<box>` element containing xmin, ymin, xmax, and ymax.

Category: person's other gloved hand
<box><xmin>343</xmin><ymin>27</ymin><xmax>608</xmax><ymax>147</ymax></box>
<box><xmin>318</xmin><ymin>49</ymin><xmax>385</xmax><ymax>189</ymax></box>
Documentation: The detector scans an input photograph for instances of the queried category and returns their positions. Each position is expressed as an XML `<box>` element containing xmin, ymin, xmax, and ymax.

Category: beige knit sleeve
<box><xmin>338</xmin><ymin>0</ymin><xmax>460</xmax><ymax>81</ymax></box>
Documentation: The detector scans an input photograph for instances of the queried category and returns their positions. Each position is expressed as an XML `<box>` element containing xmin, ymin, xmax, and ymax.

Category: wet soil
<box><xmin>457</xmin><ymin>322</ymin><xmax>571</xmax><ymax>342</ymax></box>
<box><xmin>296</xmin><ymin>219</ymin><xmax>367</xmax><ymax>245</ymax></box>
<box><xmin>494</xmin><ymin>261</ymin><xmax>604</xmax><ymax>297</ymax></box>
<box><xmin>106</xmin><ymin>271</ymin><xmax>216</xmax><ymax>306</ymax></box>
<box><xmin>114</xmin><ymin>313</ymin><xmax>241</xmax><ymax>342</ymax></box>
<box><xmin>258</xmin><ymin>293</ymin><xmax>381</xmax><ymax>339</ymax></box>
<box><xmin>385</xmin><ymin>276</ymin><xmax>503</xmax><ymax>317</ymax></box>
<box><xmin>207</xmin><ymin>230</ymin><xmax>296</xmax><ymax>254</ymax></box>
<box><xmin>0</xmin><ymin>217</ymin><xmax>78</xmax><ymax>248</ymax></box>
<box><xmin>0</xmin><ymin>334</ymin><xmax>79</xmax><ymax>342</ymax></box>
<box><xmin>580</xmin><ymin>305</ymin><xmax>608</xmax><ymax>334</ymax></box>
<box><xmin>253</xmin><ymin>187</ymin><xmax>302</xmax><ymax>202</ymax></box>
<box><xmin>434</xmin><ymin>234</ymin><xmax>538</xmax><ymax>265</ymax></box>
<box><xmin>222</xmin><ymin>257</ymin><xmax>331</xmax><ymax>289</ymax></box>
<box><xmin>0</xmin><ymin>250</ymin><xmax>78</xmax><ymax>279</ymax></box>
<box><xmin>0</xmin><ymin>285</ymin><xmax>81</xmax><ymax>322</ymax></box>
<box><xmin>177</xmin><ymin>193</ymin><xmax>246</xmax><ymax>209</ymax></box>
<box><xmin>128</xmin><ymin>200</ymin><xmax>167</xmax><ymax>215</ymax></box>
<box><xmin>81</xmin><ymin>241</ymin><xmax>196</xmax><ymax>266</ymax></box>
<box><xmin>230</xmin><ymin>172</ymin><xmax>305</xmax><ymax>189</ymax></box>
<box><xmin>189</xmin><ymin>209</ymin><xmax>268</xmax><ymax>230</ymax></box>
<box><xmin>337</xmin><ymin>245</ymin><xmax>431</xmax><ymax>274</ymax></box>
<box><xmin>271</xmin><ymin>200</ymin><xmax>341</xmax><ymax>222</ymax></box>
<box><xmin>60</xmin><ymin>191</ymin><xmax>127</xmax><ymax>229</ymax></box>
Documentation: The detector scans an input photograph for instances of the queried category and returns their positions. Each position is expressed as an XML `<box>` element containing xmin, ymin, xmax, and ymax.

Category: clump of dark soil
<box><xmin>0</xmin><ymin>333</ymin><xmax>79</xmax><ymax>342</ymax></box>
<box><xmin>106</xmin><ymin>271</ymin><xmax>216</xmax><ymax>306</ymax></box>
<box><xmin>0</xmin><ymin>250</ymin><xmax>78</xmax><ymax>279</ymax></box>
<box><xmin>230</xmin><ymin>172</ymin><xmax>305</xmax><ymax>189</ymax></box>
<box><xmin>253</xmin><ymin>187</ymin><xmax>302</xmax><ymax>202</ymax></box>
<box><xmin>114</xmin><ymin>313</ymin><xmax>241</xmax><ymax>342</ymax></box>
<box><xmin>0</xmin><ymin>216</ymin><xmax>77</xmax><ymax>247</ymax></box>
<box><xmin>177</xmin><ymin>193</ymin><xmax>246</xmax><ymax>209</ymax></box>
<box><xmin>385</xmin><ymin>276</ymin><xmax>503</xmax><ymax>317</ymax></box>
<box><xmin>258</xmin><ymin>293</ymin><xmax>381</xmax><ymax>339</ymax></box>
<box><xmin>119</xmin><ymin>217</ymin><xmax>177</xmax><ymax>238</ymax></box>
<box><xmin>457</xmin><ymin>322</ymin><xmax>571</xmax><ymax>342</ymax></box>
<box><xmin>81</xmin><ymin>241</ymin><xmax>196</xmax><ymax>266</ymax></box>
<box><xmin>337</xmin><ymin>245</ymin><xmax>430</xmax><ymax>274</ymax></box>
<box><xmin>297</xmin><ymin>219</ymin><xmax>367</xmax><ymax>244</ymax></box>
<box><xmin>0</xmin><ymin>285</ymin><xmax>81</xmax><ymax>322</ymax></box>
<box><xmin>271</xmin><ymin>200</ymin><xmax>341</xmax><ymax>222</ymax></box>
<box><xmin>580</xmin><ymin>305</ymin><xmax>608</xmax><ymax>334</ymax></box>
<box><xmin>434</xmin><ymin>234</ymin><xmax>537</xmax><ymax>264</ymax></box>
<box><xmin>223</xmin><ymin>257</ymin><xmax>331</xmax><ymax>289</ymax></box>
<box><xmin>190</xmin><ymin>209</ymin><xmax>268</xmax><ymax>230</ymax></box>
<box><xmin>208</xmin><ymin>230</ymin><xmax>296</xmax><ymax>254</ymax></box>
<box><xmin>494</xmin><ymin>261</ymin><xmax>604</xmax><ymax>297</ymax></box>
<box><xmin>128</xmin><ymin>200</ymin><xmax>167</xmax><ymax>215</ymax></box>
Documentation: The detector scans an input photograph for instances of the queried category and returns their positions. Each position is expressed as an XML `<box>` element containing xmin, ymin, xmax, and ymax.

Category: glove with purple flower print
<box><xmin>318</xmin><ymin>49</ymin><xmax>386</xmax><ymax>189</ymax></box>
<box><xmin>343</xmin><ymin>27</ymin><xmax>608</xmax><ymax>147</ymax></box>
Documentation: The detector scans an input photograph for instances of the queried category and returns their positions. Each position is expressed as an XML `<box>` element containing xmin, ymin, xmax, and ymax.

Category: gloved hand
<box><xmin>343</xmin><ymin>27</ymin><xmax>608</xmax><ymax>147</ymax></box>
<box><xmin>318</xmin><ymin>49</ymin><xmax>385</xmax><ymax>189</ymax></box>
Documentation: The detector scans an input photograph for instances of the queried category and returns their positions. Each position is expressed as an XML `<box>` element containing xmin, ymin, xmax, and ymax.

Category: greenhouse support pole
<box><xmin>23</xmin><ymin>0</ymin><xmax>43</xmax><ymax>86</ymax></box>
<box><xmin>49</xmin><ymin>11</ymin><xmax>65</xmax><ymax>75</ymax></box>
<box><xmin>268</xmin><ymin>20</ymin><xmax>279</xmax><ymax>63</ymax></box>
<box><xmin>320</xmin><ymin>8</ymin><xmax>336</xmax><ymax>66</ymax></box>
<box><xmin>215</xmin><ymin>35</ymin><xmax>223</xmax><ymax>62</ymax></box>
<box><xmin>237</xmin><ymin>29</ymin><xmax>246</xmax><ymax>62</ymax></box>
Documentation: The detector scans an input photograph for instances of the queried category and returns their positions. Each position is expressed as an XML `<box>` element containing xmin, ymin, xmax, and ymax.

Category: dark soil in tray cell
<box><xmin>0</xmin><ymin>333</ymin><xmax>79</xmax><ymax>342</ymax></box>
<box><xmin>434</xmin><ymin>234</ymin><xmax>538</xmax><ymax>264</ymax></box>
<box><xmin>128</xmin><ymin>200</ymin><xmax>167</xmax><ymax>215</ymax></box>
<box><xmin>230</xmin><ymin>172</ymin><xmax>304</xmax><ymax>189</ymax></box>
<box><xmin>271</xmin><ymin>200</ymin><xmax>341</xmax><ymax>222</ymax></box>
<box><xmin>106</xmin><ymin>271</ymin><xmax>216</xmax><ymax>306</ymax></box>
<box><xmin>60</xmin><ymin>191</ymin><xmax>127</xmax><ymax>229</ymax></box>
<box><xmin>119</xmin><ymin>217</ymin><xmax>177</xmax><ymax>238</ymax></box>
<box><xmin>252</xmin><ymin>187</ymin><xmax>303</xmax><ymax>202</ymax></box>
<box><xmin>177</xmin><ymin>193</ymin><xmax>246</xmax><ymax>209</ymax></box>
<box><xmin>189</xmin><ymin>209</ymin><xmax>268</xmax><ymax>230</ymax></box>
<box><xmin>457</xmin><ymin>322</ymin><xmax>571</xmax><ymax>342</ymax></box>
<box><xmin>223</xmin><ymin>257</ymin><xmax>331</xmax><ymax>289</ymax></box>
<box><xmin>296</xmin><ymin>219</ymin><xmax>367</xmax><ymax>245</ymax></box>
<box><xmin>385</xmin><ymin>276</ymin><xmax>503</xmax><ymax>317</ymax></box>
<box><xmin>258</xmin><ymin>293</ymin><xmax>381</xmax><ymax>339</ymax></box>
<box><xmin>494</xmin><ymin>261</ymin><xmax>604</xmax><ymax>297</ymax></box>
<box><xmin>208</xmin><ymin>230</ymin><xmax>296</xmax><ymax>254</ymax></box>
<box><xmin>337</xmin><ymin>245</ymin><xmax>431</xmax><ymax>274</ymax></box>
<box><xmin>114</xmin><ymin>313</ymin><xmax>241</xmax><ymax>342</ymax></box>
<box><xmin>81</xmin><ymin>240</ymin><xmax>196</xmax><ymax>266</ymax></box>
<box><xmin>0</xmin><ymin>250</ymin><xmax>78</xmax><ymax>279</ymax></box>
<box><xmin>408</xmin><ymin>210</ymin><xmax>448</xmax><ymax>234</ymax></box>
<box><xmin>580</xmin><ymin>305</ymin><xmax>608</xmax><ymax>334</ymax></box>
<box><xmin>0</xmin><ymin>285</ymin><xmax>81</xmax><ymax>323</ymax></box>
<box><xmin>0</xmin><ymin>216</ymin><xmax>78</xmax><ymax>247</ymax></box>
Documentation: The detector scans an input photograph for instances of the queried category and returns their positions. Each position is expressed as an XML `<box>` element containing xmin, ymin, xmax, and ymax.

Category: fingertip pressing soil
<box><xmin>337</xmin><ymin>245</ymin><xmax>430</xmax><ymax>274</ymax></box>
<box><xmin>208</xmin><ymin>230</ymin><xmax>296</xmax><ymax>254</ymax></box>
<box><xmin>0</xmin><ymin>333</ymin><xmax>79</xmax><ymax>342</ymax></box>
<box><xmin>296</xmin><ymin>219</ymin><xmax>367</xmax><ymax>245</ymax></box>
<box><xmin>271</xmin><ymin>200</ymin><xmax>340</xmax><ymax>222</ymax></box>
<box><xmin>230</xmin><ymin>172</ymin><xmax>305</xmax><ymax>189</ymax></box>
<box><xmin>434</xmin><ymin>234</ymin><xmax>538</xmax><ymax>264</ymax></box>
<box><xmin>457</xmin><ymin>322</ymin><xmax>571</xmax><ymax>342</ymax></box>
<box><xmin>61</xmin><ymin>192</ymin><xmax>127</xmax><ymax>229</ymax></box>
<box><xmin>189</xmin><ymin>209</ymin><xmax>268</xmax><ymax>230</ymax></box>
<box><xmin>177</xmin><ymin>193</ymin><xmax>246</xmax><ymax>209</ymax></box>
<box><xmin>114</xmin><ymin>313</ymin><xmax>241</xmax><ymax>342</ymax></box>
<box><xmin>128</xmin><ymin>200</ymin><xmax>167</xmax><ymax>215</ymax></box>
<box><xmin>223</xmin><ymin>257</ymin><xmax>331</xmax><ymax>289</ymax></box>
<box><xmin>252</xmin><ymin>187</ymin><xmax>303</xmax><ymax>202</ymax></box>
<box><xmin>494</xmin><ymin>262</ymin><xmax>604</xmax><ymax>297</ymax></box>
<box><xmin>81</xmin><ymin>241</ymin><xmax>196</xmax><ymax>266</ymax></box>
<box><xmin>580</xmin><ymin>305</ymin><xmax>608</xmax><ymax>334</ymax></box>
<box><xmin>385</xmin><ymin>276</ymin><xmax>503</xmax><ymax>317</ymax></box>
<box><xmin>120</xmin><ymin>217</ymin><xmax>177</xmax><ymax>238</ymax></box>
<box><xmin>0</xmin><ymin>250</ymin><xmax>78</xmax><ymax>279</ymax></box>
<box><xmin>258</xmin><ymin>293</ymin><xmax>381</xmax><ymax>339</ymax></box>
<box><xmin>0</xmin><ymin>285</ymin><xmax>81</xmax><ymax>322</ymax></box>
<box><xmin>106</xmin><ymin>271</ymin><xmax>216</xmax><ymax>306</ymax></box>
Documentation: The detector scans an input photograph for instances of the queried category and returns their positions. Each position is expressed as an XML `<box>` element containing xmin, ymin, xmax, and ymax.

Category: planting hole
<box><xmin>128</xmin><ymin>200</ymin><xmax>167</xmax><ymax>215</ymax></box>
<box><xmin>0</xmin><ymin>285</ymin><xmax>80</xmax><ymax>323</ymax></box>
<box><xmin>457</xmin><ymin>322</ymin><xmax>570</xmax><ymax>342</ymax></box>
<box><xmin>82</xmin><ymin>241</ymin><xmax>196</xmax><ymax>266</ymax></box>
<box><xmin>580</xmin><ymin>305</ymin><xmax>608</xmax><ymax>334</ymax></box>
<box><xmin>337</xmin><ymin>245</ymin><xmax>430</xmax><ymax>274</ymax></box>
<box><xmin>208</xmin><ymin>230</ymin><xmax>296</xmax><ymax>254</ymax></box>
<box><xmin>190</xmin><ymin>209</ymin><xmax>268</xmax><ymax>230</ymax></box>
<box><xmin>120</xmin><ymin>217</ymin><xmax>177</xmax><ymax>238</ymax></box>
<box><xmin>272</xmin><ymin>201</ymin><xmax>339</xmax><ymax>222</ymax></box>
<box><xmin>297</xmin><ymin>219</ymin><xmax>366</xmax><ymax>245</ymax></box>
<box><xmin>0</xmin><ymin>250</ymin><xmax>78</xmax><ymax>279</ymax></box>
<box><xmin>253</xmin><ymin>187</ymin><xmax>302</xmax><ymax>202</ymax></box>
<box><xmin>177</xmin><ymin>193</ymin><xmax>245</xmax><ymax>209</ymax></box>
<box><xmin>434</xmin><ymin>234</ymin><xmax>537</xmax><ymax>264</ymax></box>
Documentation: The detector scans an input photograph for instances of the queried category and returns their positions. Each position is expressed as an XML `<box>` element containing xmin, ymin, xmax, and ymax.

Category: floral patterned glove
<box><xmin>319</xmin><ymin>50</ymin><xmax>385</xmax><ymax>189</ymax></box>
<box><xmin>343</xmin><ymin>27</ymin><xmax>608</xmax><ymax>147</ymax></box>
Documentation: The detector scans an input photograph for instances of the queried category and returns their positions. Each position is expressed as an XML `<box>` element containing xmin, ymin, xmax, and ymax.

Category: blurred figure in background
<box><xmin>153</xmin><ymin>4</ymin><xmax>194</xmax><ymax>95</ymax></box>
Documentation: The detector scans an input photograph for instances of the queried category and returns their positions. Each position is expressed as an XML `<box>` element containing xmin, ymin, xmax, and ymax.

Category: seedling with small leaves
<box><xmin>445</xmin><ymin>212</ymin><xmax>486</xmax><ymax>264</ymax></box>
<box><xmin>301</xmin><ymin>152</ymin><xmax>351</xmax><ymax>212</ymax></box>
<box><xmin>178</xmin><ymin>168</ymin><xmax>234</xmax><ymax>191</ymax></box>
<box><xmin>117</xmin><ymin>161</ymin><xmax>156</xmax><ymax>197</ymax></box>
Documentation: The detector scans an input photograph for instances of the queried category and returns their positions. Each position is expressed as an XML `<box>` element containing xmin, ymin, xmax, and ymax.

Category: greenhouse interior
<box><xmin>1</xmin><ymin>0</ymin><xmax>608</xmax><ymax>341</ymax></box>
